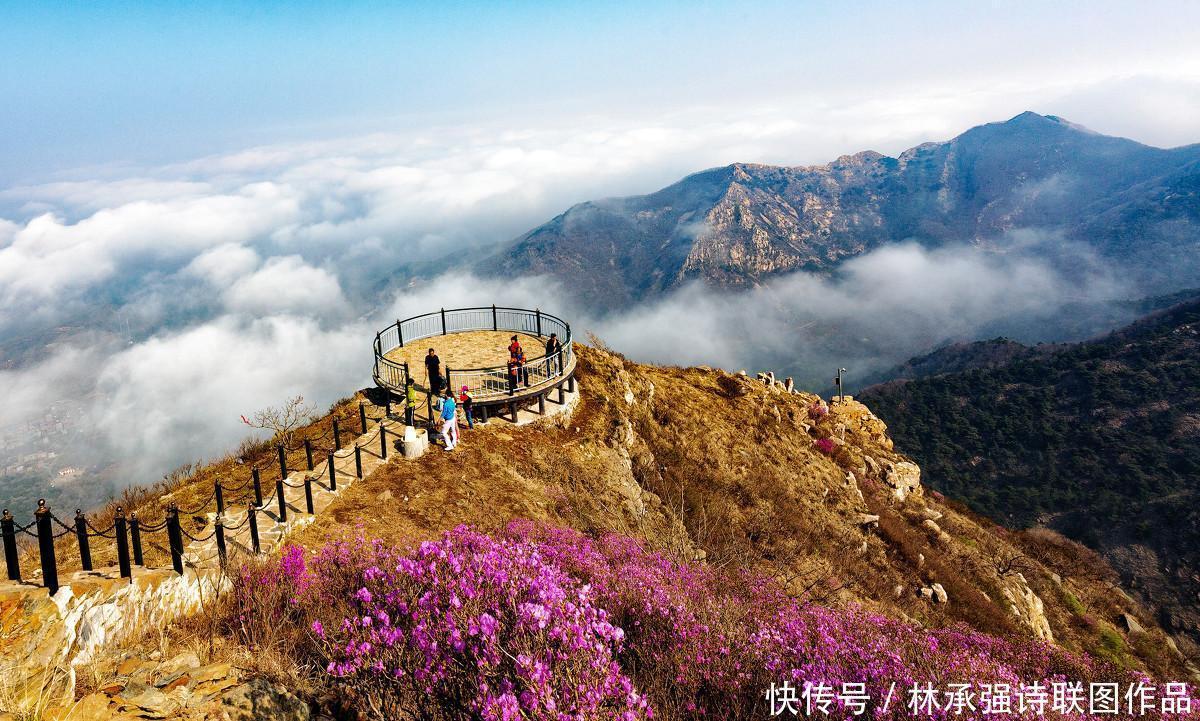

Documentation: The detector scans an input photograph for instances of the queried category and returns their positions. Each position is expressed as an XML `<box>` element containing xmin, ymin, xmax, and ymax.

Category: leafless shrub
<box><xmin>244</xmin><ymin>395</ymin><xmax>317</xmax><ymax>449</ymax></box>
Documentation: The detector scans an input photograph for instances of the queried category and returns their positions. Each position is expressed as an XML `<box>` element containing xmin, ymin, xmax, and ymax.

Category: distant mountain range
<box><xmin>487</xmin><ymin>112</ymin><xmax>1200</xmax><ymax>310</ymax></box>
<box><xmin>859</xmin><ymin>295</ymin><xmax>1200</xmax><ymax>658</ymax></box>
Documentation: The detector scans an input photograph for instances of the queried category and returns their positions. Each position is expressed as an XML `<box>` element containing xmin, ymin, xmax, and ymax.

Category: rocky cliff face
<box><xmin>487</xmin><ymin>113</ymin><xmax>1200</xmax><ymax>310</ymax></box>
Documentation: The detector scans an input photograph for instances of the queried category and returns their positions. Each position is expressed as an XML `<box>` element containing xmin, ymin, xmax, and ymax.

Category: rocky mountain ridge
<box><xmin>488</xmin><ymin>112</ymin><xmax>1200</xmax><ymax>309</ymax></box>
<box><xmin>3</xmin><ymin>346</ymin><xmax>1195</xmax><ymax>718</ymax></box>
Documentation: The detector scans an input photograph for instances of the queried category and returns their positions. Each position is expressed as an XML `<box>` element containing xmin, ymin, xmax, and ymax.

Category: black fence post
<box><xmin>114</xmin><ymin>507</ymin><xmax>131</xmax><ymax>581</ymax></box>
<box><xmin>333</xmin><ymin>418</ymin><xmax>341</xmax><ymax>450</ymax></box>
<box><xmin>304</xmin><ymin>439</ymin><xmax>314</xmax><ymax>470</ymax></box>
<box><xmin>536</xmin><ymin>308</ymin><xmax>542</xmax><ymax>336</ymax></box>
<box><xmin>166</xmin><ymin>504</ymin><xmax>184</xmax><ymax>575</ymax></box>
<box><xmin>130</xmin><ymin>513</ymin><xmax>144</xmax><ymax>566</ymax></box>
<box><xmin>440</xmin><ymin>307</ymin><xmax>447</xmax><ymax>335</ymax></box>
<box><xmin>252</xmin><ymin>468</ymin><xmax>263</xmax><ymax>507</ymax></box>
<box><xmin>384</xmin><ymin>396</ymin><xmax>391</xmax><ymax>419</ymax></box>
<box><xmin>360</xmin><ymin>402</ymin><xmax>368</xmax><ymax>434</ymax></box>
<box><xmin>215</xmin><ymin>482</ymin><xmax>225</xmax><ymax>515</ymax></box>
<box><xmin>538</xmin><ymin>394</ymin><xmax>546</xmax><ymax>415</ymax></box>
<box><xmin>509</xmin><ymin>401</ymin><xmax>517</xmax><ymax>422</ymax></box>
<box><xmin>397</xmin><ymin>318</ymin><xmax>404</xmax><ymax>348</ymax></box>
<box><xmin>304</xmin><ymin>475</ymin><xmax>314</xmax><ymax>514</ymax></box>
<box><xmin>277</xmin><ymin>444</ymin><xmax>287</xmax><ymax>480</ymax></box>
<box><xmin>328</xmin><ymin>452</ymin><xmax>337</xmax><ymax>491</ymax></box>
<box><xmin>74</xmin><ymin>510</ymin><xmax>92</xmax><ymax>572</ymax></box>
<box><xmin>445</xmin><ymin>368</ymin><xmax>452</xmax><ymax>398</ymax></box>
<box><xmin>276</xmin><ymin>478</ymin><xmax>287</xmax><ymax>523</ymax></box>
<box><xmin>568</xmin><ymin>375</ymin><xmax>576</xmax><ymax>393</ymax></box>
<box><xmin>248</xmin><ymin>502</ymin><xmax>261</xmax><ymax>554</ymax></box>
<box><xmin>558</xmin><ymin>384</ymin><xmax>565</xmax><ymax>404</ymax></box>
<box><xmin>492</xmin><ymin>304</ymin><xmax>498</xmax><ymax>331</ymax></box>
<box><xmin>480</xmin><ymin>405</ymin><xmax>489</xmax><ymax>423</ymax></box>
<box><xmin>354</xmin><ymin>443</ymin><xmax>363</xmax><ymax>478</ymax></box>
<box><xmin>35</xmin><ymin>500</ymin><xmax>58</xmax><ymax>595</ymax></box>
<box><xmin>2</xmin><ymin>510</ymin><xmax>20</xmax><ymax>581</ymax></box>
<box><xmin>380</xmin><ymin>423</ymin><xmax>388</xmax><ymax>460</ymax></box>
<box><xmin>215</xmin><ymin>517</ymin><xmax>227</xmax><ymax>567</ymax></box>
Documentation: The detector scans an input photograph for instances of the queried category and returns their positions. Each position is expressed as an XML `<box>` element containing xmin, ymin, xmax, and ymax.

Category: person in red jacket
<box><xmin>459</xmin><ymin>385</ymin><xmax>475</xmax><ymax>429</ymax></box>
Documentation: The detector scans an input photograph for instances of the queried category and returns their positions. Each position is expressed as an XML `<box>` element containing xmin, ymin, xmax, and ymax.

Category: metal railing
<box><xmin>373</xmin><ymin>306</ymin><xmax>574</xmax><ymax>402</ymax></box>
<box><xmin>1</xmin><ymin>401</ymin><xmax>401</xmax><ymax>595</ymax></box>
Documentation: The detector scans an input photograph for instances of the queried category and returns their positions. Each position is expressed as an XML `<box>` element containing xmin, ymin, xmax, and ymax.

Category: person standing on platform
<box><xmin>544</xmin><ymin>332</ymin><xmax>563</xmax><ymax>377</ymax></box>
<box><xmin>507</xmin><ymin>356</ymin><xmax>520</xmax><ymax>395</ymax></box>
<box><xmin>425</xmin><ymin>348</ymin><xmax>442</xmax><ymax>396</ymax></box>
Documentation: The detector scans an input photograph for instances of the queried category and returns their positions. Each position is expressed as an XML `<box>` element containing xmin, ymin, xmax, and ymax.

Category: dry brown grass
<box><xmin>39</xmin><ymin>344</ymin><xmax>1192</xmax><ymax>690</ymax></box>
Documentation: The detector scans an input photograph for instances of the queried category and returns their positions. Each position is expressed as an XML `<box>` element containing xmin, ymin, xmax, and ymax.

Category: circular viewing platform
<box><xmin>372</xmin><ymin>306</ymin><xmax>576</xmax><ymax>419</ymax></box>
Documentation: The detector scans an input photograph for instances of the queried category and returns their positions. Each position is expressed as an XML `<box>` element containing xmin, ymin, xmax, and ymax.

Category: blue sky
<box><xmin>3</xmin><ymin>1</ymin><xmax>1198</xmax><ymax>183</ymax></box>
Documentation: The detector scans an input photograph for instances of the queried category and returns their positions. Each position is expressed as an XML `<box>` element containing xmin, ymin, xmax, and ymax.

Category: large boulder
<box><xmin>884</xmin><ymin>461</ymin><xmax>923</xmax><ymax>502</ymax></box>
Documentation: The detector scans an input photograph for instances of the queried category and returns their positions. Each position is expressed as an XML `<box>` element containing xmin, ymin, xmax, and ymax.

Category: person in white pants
<box><xmin>439</xmin><ymin>389</ymin><xmax>458</xmax><ymax>451</ymax></box>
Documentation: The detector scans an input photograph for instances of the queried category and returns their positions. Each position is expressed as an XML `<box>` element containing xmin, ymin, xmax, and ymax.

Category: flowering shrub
<box><xmin>814</xmin><ymin>437</ymin><xmax>837</xmax><ymax>454</ymax></box>
<box><xmin>808</xmin><ymin>399</ymin><xmax>830</xmax><ymax>421</ymax></box>
<box><xmin>232</xmin><ymin>525</ymin><xmax>1198</xmax><ymax>720</ymax></box>
<box><xmin>269</xmin><ymin>530</ymin><xmax>648</xmax><ymax>719</ymax></box>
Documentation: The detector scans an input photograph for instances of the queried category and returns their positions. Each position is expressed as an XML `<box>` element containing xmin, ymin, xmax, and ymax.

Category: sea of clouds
<box><xmin>0</xmin><ymin>107</ymin><xmax>1162</xmax><ymax>503</ymax></box>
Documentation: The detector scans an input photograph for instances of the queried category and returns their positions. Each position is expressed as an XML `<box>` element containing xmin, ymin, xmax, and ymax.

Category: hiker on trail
<box><xmin>440</xmin><ymin>388</ymin><xmax>458</xmax><ymax>451</ymax></box>
<box><xmin>405</xmin><ymin>377</ymin><xmax>417</xmax><ymax>427</ymax></box>
<box><xmin>544</xmin><ymin>332</ymin><xmax>563</xmax><ymax>376</ymax></box>
<box><xmin>425</xmin><ymin>348</ymin><xmax>442</xmax><ymax>396</ymax></box>
<box><xmin>459</xmin><ymin>384</ymin><xmax>475</xmax><ymax>429</ymax></box>
<box><xmin>507</xmin><ymin>356</ymin><xmax>520</xmax><ymax>394</ymax></box>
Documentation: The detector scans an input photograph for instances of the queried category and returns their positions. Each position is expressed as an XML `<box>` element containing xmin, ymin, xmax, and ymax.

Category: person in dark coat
<box><xmin>425</xmin><ymin>348</ymin><xmax>442</xmax><ymax>396</ymax></box>
<box><xmin>544</xmin><ymin>332</ymin><xmax>563</xmax><ymax>377</ymax></box>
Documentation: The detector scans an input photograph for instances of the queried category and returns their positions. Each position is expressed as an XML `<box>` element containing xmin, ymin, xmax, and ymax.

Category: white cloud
<box><xmin>223</xmin><ymin>256</ymin><xmax>345</xmax><ymax>317</ymax></box>
<box><xmin>182</xmin><ymin>243</ymin><xmax>260</xmax><ymax>288</ymax></box>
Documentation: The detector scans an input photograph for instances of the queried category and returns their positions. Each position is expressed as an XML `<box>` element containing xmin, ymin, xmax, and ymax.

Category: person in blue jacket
<box><xmin>439</xmin><ymin>388</ymin><xmax>458</xmax><ymax>451</ymax></box>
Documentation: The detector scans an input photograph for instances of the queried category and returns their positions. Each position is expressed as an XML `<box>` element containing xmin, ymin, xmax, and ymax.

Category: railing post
<box><xmin>333</xmin><ymin>418</ymin><xmax>341</xmax><ymax>450</ymax></box>
<box><xmin>441</xmin><ymin>307</ymin><xmax>447</xmax><ymax>335</ymax></box>
<box><xmin>130</xmin><ymin>513</ymin><xmax>144</xmax><ymax>566</ymax></box>
<box><xmin>304</xmin><ymin>475</ymin><xmax>314</xmax><ymax>514</ymax></box>
<box><xmin>248</xmin><ymin>502</ymin><xmax>261</xmax><ymax>555</ymax></box>
<box><xmin>35</xmin><ymin>500</ymin><xmax>58</xmax><ymax>595</ymax></box>
<box><xmin>445</xmin><ymin>368</ymin><xmax>452</xmax><ymax>399</ymax></box>
<box><xmin>536</xmin><ymin>308</ymin><xmax>542</xmax><ymax>336</ymax></box>
<box><xmin>492</xmin><ymin>304</ymin><xmax>498</xmax><ymax>331</ymax></box>
<box><xmin>397</xmin><ymin>318</ymin><xmax>404</xmax><ymax>348</ymax></box>
<box><xmin>384</xmin><ymin>396</ymin><xmax>391</xmax><ymax>419</ymax></box>
<box><xmin>2</xmin><ymin>509</ymin><xmax>20</xmax><ymax>581</ymax></box>
<box><xmin>328</xmin><ymin>452</ymin><xmax>337</xmax><ymax>491</ymax></box>
<box><xmin>360</xmin><ymin>402</ymin><xmax>368</xmax><ymax>434</ymax></box>
<box><xmin>215</xmin><ymin>481</ymin><xmax>225</xmax><ymax>515</ymax></box>
<box><xmin>354</xmin><ymin>443</ymin><xmax>363</xmax><ymax>478</ymax></box>
<box><xmin>538</xmin><ymin>394</ymin><xmax>546</xmax><ymax>415</ymax></box>
<box><xmin>166</xmin><ymin>504</ymin><xmax>184</xmax><ymax>575</ymax></box>
<box><xmin>380</xmin><ymin>423</ymin><xmax>388</xmax><ymax>460</ymax></box>
<box><xmin>214</xmin><ymin>516</ymin><xmax>227</xmax><ymax>567</ymax></box>
<box><xmin>74</xmin><ymin>509</ymin><xmax>92</xmax><ymax>572</ymax></box>
<box><xmin>276</xmin><ymin>478</ymin><xmax>288</xmax><ymax>523</ymax></box>
<box><xmin>558</xmin><ymin>384</ymin><xmax>565</xmax><ymax>404</ymax></box>
<box><xmin>304</xmin><ymin>439</ymin><xmax>314</xmax><ymax>470</ymax></box>
<box><xmin>509</xmin><ymin>401</ymin><xmax>517</xmax><ymax>422</ymax></box>
<box><xmin>277</xmin><ymin>444</ymin><xmax>287</xmax><ymax>480</ymax></box>
<box><xmin>114</xmin><ymin>507</ymin><xmax>131</xmax><ymax>581</ymax></box>
<box><xmin>252</xmin><ymin>468</ymin><xmax>263</xmax><ymax>507</ymax></box>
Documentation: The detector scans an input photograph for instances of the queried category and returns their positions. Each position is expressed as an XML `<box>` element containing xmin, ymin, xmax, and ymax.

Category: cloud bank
<box><xmin>0</xmin><ymin>111</ymin><xmax>1167</xmax><ymax>506</ymax></box>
